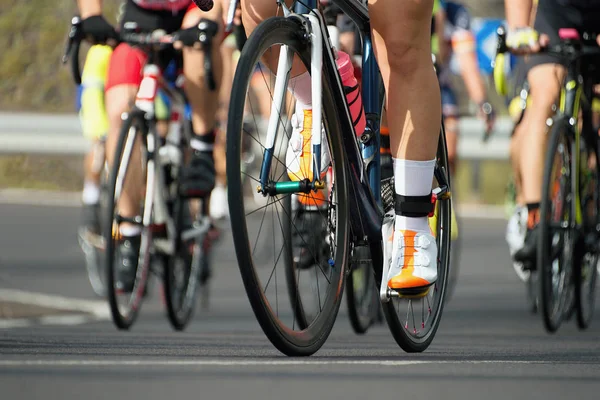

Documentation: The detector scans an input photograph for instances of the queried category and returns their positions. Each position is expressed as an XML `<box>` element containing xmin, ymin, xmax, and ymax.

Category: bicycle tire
<box><xmin>574</xmin><ymin>135</ymin><xmax>599</xmax><ymax>329</ymax></box>
<box><xmin>382</xmin><ymin>129</ymin><xmax>452</xmax><ymax>353</ymax></box>
<box><xmin>538</xmin><ymin>116</ymin><xmax>574</xmax><ymax>333</ymax></box>
<box><xmin>164</xmin><ymin>197</ymin><xmax>205</xmax><ymax>331</ymax></box>
<box><xmin>104</xmin><ymin>110</ymin><xmax>152</xmax><ymax>330</ymax></box>
<box><xmin>346</xmin><ymin>248</ymin><xmax>378</xmax><ymax>335</ymax></box>
<box><xmin>226</xmin><ymin>16</ymin><xmax>350</xmax><ymax>356</ymax></box>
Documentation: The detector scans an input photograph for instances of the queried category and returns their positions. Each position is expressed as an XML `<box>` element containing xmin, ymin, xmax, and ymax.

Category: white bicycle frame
<box><xmin>263</xmin><ymin>5</ymin><xmax>327</xmax><ymax>177</ymax></box>
<box><xmin>114</xmin><ymin>62</ymin><xmax>210</xmax><ymax>257</ymax></box>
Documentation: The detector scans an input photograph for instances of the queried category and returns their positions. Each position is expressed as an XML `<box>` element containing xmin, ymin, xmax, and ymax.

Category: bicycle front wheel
<box><xmin>104</xmin><ymin>110</ymin><xmax>153</xmax><ymax>330</ymax></box>
<box><xmin>538</xmin><ymin>116</ymin><xmax>575</xmax><ymax>333</ymax></box>
<box><xmin>226</xmin><ymin>17</ymin><xmax>350</xmax><ymax>356</ymax></box>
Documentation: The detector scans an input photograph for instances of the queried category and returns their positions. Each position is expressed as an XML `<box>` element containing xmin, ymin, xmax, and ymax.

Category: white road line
<box><xmin>0</xmin><ymin>189</ymin><xmax>81</xmax><ymax>207</ymax></box>
<box><xmin>0</xmin><ymin>319</ymin><xmax>34</xmax><ymax>329</ymax></box>
<box><xmin>0</xmin><ymin>289</ymin><xmax>110</xmax><ymax>320</ymax></box>
<box><xmin>0</xmin><ymin>359</ymin><xmax>546</xmax><ymax>368</ymax></box>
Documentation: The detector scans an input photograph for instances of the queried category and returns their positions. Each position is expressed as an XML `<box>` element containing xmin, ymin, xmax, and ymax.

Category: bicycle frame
<box><xmin>558</xmin><ymin>50</ymin><xmax>599</xmax><ymax>230</ymax></box>
<box><xmin>118</xmin><ymin>59</ymin><xmax>207</xmax><ymax>256</ymax></box>
<box><xmin>261</xmin><ymin>0</ymin><xmax>383</xmax><ymax>243</ymax></box>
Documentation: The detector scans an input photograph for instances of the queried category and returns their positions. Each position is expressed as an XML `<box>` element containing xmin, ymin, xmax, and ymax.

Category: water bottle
<box><xmin>136</xmin><ymin>65</ymin><xmax>160</xmax><ymax>115</ymax></box>
<box><xmin>79</xmin><ymin>45</ymin><xmax>112</xmax><ymax>140</ymax></box>
<box><xmin>336</xmin><ymin>50</ymin><xmax>366</xmax><ymax>137</ymax></box>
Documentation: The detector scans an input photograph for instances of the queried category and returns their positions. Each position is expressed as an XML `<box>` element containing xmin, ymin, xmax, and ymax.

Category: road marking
<box><xmin>0</xmin><ymin>359</ymin><xmax>548</xmax><ymax>368</ymax></box>
<box><xmin>0</xmin><ymin>319</ymin><xmax>34</xmax><ymax>329</ymax></box>
<box><xmin>0</xmin><ymin>289</ymin><xmax>110</xmax><ymax>329</ymax></box>
<box><xmin>0</xmin><ymin>189</ymin><xmax>81</xmax><ymax>207</ymax></box>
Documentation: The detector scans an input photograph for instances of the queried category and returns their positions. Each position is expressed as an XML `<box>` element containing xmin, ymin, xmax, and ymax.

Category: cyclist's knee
<box><xmin>527</xmin><ymin>64</ymin><xmax>565</xmax><ymax>116</ymax></box>
<box><xmin>241</xmin><ymin>0</ymin><xmax>293</xmax><ymax>33</ymax></box>
<box><xmin>105</xmin><ymin>85</ymin><xmax>138</xmax><ymax>134</ymax></box>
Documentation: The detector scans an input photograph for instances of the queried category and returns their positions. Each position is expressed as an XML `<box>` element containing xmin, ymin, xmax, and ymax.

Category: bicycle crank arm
<box><xmin>379</xmin><ymin>213</ymin><xmax>394</xmax><ymax>302</ymax></box>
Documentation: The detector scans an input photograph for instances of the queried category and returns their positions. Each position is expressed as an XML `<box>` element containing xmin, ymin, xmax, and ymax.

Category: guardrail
<box><xmin>0</xmin><ymin>112</ymin><xmax>514</xmax><ymax>159</ymax></box>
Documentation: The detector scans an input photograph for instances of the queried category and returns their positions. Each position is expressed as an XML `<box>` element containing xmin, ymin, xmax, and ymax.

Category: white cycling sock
<box><xmin>287</xmin><ymin>72</ymin><xmax>312</xmax><ymax>109</ymax></box>
<box><xmin>393</xmin><ymin>157</ymin><xmax>436</xmax><ymax>233</ymax></box>
<box><xmin>82</xmin><ymin>180</ymin><xmax>100</xmax><ymax>205</ymax></box>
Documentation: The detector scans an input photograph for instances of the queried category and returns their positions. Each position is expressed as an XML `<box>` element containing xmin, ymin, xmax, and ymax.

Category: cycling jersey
<box><xmin>132</xmin><ymin>0</ymin><xmax>192</xmax><ymax>12</ymax></box>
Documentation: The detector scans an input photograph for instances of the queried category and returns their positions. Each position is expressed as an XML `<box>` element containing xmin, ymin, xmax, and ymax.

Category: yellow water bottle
<box><xmin>80</xmin><ymin>45</ymin><xmax>112</xmax><ymax>140</ymax></box>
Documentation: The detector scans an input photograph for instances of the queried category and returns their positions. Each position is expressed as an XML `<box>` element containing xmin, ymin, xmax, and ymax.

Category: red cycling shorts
<box><xmin>105</xmin><ymin>2</ymin><xmax>197</xmax><ymax>92</ymax></box>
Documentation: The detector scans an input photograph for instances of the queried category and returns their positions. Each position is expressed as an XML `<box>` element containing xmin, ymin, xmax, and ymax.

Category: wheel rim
<box><xmin>541</xmin><ymin>126</ymin><xmax>573</xmax><ymax>330</ymax></box>
<box><xmin>106</xmin><ymin>118</ymin><xmax>151</xmax><ymax>328</ymax></box>
<box><xmin>227</xmin><ymin>33</ymin><xmax>348</xmax><ymax>350</ymax></box>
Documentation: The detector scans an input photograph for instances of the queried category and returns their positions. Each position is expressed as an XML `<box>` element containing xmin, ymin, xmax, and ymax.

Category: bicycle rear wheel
<box><xmin>538</xmin><ymin>117</ymin><xmax>574</xmax><ymax>333</ymax></box>
<box><xmin>104</xmin><ymin>110</ymin><xmax>153</xmax><ymax>330</ymax></box>
<box><xmin>164</xmin><ymin>195</ymin><xmax>208</xmax><ymax>330</ymax></box>
<box><xmin>346</xmin><ymin>245</ymin><xmax>379</xmax><ymax>334</ymax></box>
<box><xmin>382</xmin><ymin>129</ymin><xmax>452</xmax><ymax>352</ymax></box>
<box><xmin>227</xmin><ymin>17</ymin><xmax>349</xmax><ymax>356</ymax></box>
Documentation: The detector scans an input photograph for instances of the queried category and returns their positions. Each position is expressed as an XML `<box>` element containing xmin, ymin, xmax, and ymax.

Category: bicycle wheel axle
<box><xmin>257</xmin><ymin>179</ymin><xmax>325</xmax><ymax>196</ymax></box>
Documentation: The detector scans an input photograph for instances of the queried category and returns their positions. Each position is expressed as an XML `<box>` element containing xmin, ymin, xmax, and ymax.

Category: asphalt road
<box><xmin>0</xmin><ymin>202</ymin><xmax>599</xmax><ymax>400</ymax></box>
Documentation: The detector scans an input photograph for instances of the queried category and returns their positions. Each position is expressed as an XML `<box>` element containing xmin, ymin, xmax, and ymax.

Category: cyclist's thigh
<box><xmin>241</xmin><ymin>0</ymin><xmax>294</xmax><ymax>33</ymax></box>
<box><xmin>106</xmin><ymin>44</ymin><xmax>146</xmax><ymax>94</ymax></box>
<box><xmin>105</xmin><ymin>44</ymin><xmax>146</xmax><ymax>121</ymax></box>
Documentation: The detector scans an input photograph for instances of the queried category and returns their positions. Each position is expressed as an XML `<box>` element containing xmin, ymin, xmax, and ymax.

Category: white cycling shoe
<box><xmin>286</xmin><ymin>107</ymin><xmax>330</xmax><ymax>182</ymax></box>
<box><xmin>386</xmin><ymin>228</ymin><xmax>438</xmax><ymax>296</ymax></box>
<box><xmin>506</xmin><ymin>205</ymin><xmax>529</xmax><ymax>282</ymax></box>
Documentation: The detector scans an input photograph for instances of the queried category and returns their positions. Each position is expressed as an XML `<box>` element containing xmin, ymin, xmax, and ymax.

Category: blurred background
<box><xmin>0</xmin><ymin>0</ymin><xmax>509</xmax><ymax>206</ymax></box>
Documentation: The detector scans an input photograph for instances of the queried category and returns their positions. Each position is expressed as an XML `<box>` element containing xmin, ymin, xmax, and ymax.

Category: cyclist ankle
<box><xmin>526</xmin><ymin>202</ymin><xmax>540</xmax><ymax>229</ymax></box>
<box><xmin>393</xmin><ymin>158</ymin><xmax>436</xmax><ymax>233</ymax></box>
<box><xmin>190</xmin><ymin>129</ymin><xmax>216</xmax><ymax>155</ymax></box>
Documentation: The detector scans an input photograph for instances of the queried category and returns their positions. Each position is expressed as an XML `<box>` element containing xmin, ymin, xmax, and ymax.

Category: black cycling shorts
<box><xmin>529</xmin><ymin>0</ymin><xmax>600</xmax><ymax>69</ymax></box>
<box><xmin>120</xmin><ymin>0</ymin><xmax>188</xmax><ymax>33</ymax></box>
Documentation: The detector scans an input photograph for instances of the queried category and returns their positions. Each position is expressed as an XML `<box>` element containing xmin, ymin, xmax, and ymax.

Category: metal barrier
<box><xmin>0</xmin><ymin>112</ymin><xmax>514</xmax><ymax>158</ymax></box>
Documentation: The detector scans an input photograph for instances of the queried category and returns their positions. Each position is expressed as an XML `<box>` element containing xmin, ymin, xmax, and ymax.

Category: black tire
<box><xmin>78</xmin><ymin>158</ymin><xmax>109</xmax><ymax>297</ymax></box>
<box><xmin>526</xmin><ymin>272</ymin><xmax>539</xmax><ymax>314</ymax></box>
<box><xmin>381</xmin><ymin>129</ymin><xmax>452</xmax><ymax>352</ymax></box>
<box><xmin>538</xmin><ymin>117</ymin><xmax>575</xmax><ymax>333</ymax></box>
<box><xmin>346</xmin><ymin>246</ymin><xmax>378</xmax><ymax>334</ymax></box>
<box><xmin>104</xmin><ymin>110</ymin><xmax>152</xmax><ymax>330</ymax></box>
<box><xmin>164</xmin><ymin>197</ymin><xmax>206</xmax><ymax>331</ymax></box>
<box><xmin>574</xmin><ymin>137</ymin><xmax>600</xmax><ymax>329</ymax></box>
<box><xmin>226</xmin><ymin>17</ymin><xmax>350</xmax><ymax>356</ymax></box>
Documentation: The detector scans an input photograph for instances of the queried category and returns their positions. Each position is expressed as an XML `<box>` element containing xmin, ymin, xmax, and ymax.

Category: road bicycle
<box><xmin>225</xmin><ymin>0</ymin><xmax>452</xmax><ymax>356</ymax></box>
<box><xmin>64</xmin><ymin>17</ymin><xmax>219</xmax><ymax>330</ymax></box>
<box><xmin>496</xmin><ymin>27</ymin><xmax>600</xmax><ymax>332</ymax></box>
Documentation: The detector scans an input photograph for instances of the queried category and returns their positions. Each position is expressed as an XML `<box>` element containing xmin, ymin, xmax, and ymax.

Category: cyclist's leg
<box><xmin>179</xmin><ymin>2</ymin><xmax>225</xmax><ymax>197</ymax></box>
<box><xmin>105</xmin><ymin>43</ymin><xmax>147</xmax><ymax>232</ymax></box>
<box><xmin>369</xmin><ymin>0</ymin><xmax>441</xmax><ymax>291</ymax></box>
<box><xmin>78</xmin><ymin>45</ymin><xmax>113</xmax><ymax>234</ymax></box>
<box><xmin>513</xmin><ymin>6</ymin><xmax>567</xmax><ymax>262</ymax></box>
<box><xmin>209</xmin><ymin>33</ymin><xmax>237</xmax><ymax>220</ymax></box>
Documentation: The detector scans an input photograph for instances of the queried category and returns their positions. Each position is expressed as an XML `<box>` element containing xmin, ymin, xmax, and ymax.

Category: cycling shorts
<box><xmin>105</xmin><ymin>0</ymin><xmax>196</xmax><ymax>91</ymax></box>
<box><xmin>529</xmin><ymin>0</ymin><xmax>600</xmax><ymax>69</ymax></box>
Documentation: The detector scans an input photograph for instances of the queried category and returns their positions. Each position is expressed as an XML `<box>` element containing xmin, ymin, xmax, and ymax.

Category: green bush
<box><xmin>0</xmin><ymin>1</ymin><xmax>121</xmax><ymax>112</ymax></box>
